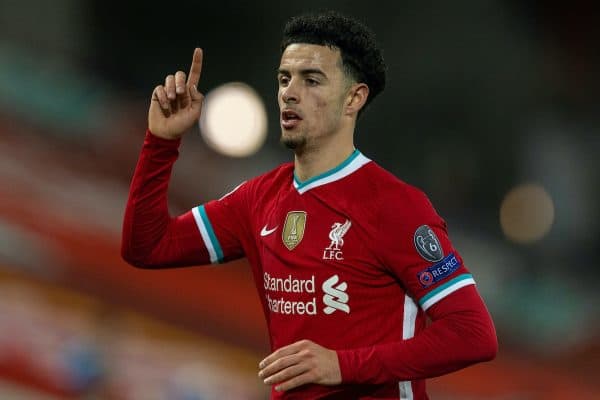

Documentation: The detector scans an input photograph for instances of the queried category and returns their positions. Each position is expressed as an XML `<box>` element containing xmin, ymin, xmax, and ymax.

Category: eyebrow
<box><xmin>277</xmin><ymin>68</ymin><xmax>328</xmax><ymax>79</ymax></box>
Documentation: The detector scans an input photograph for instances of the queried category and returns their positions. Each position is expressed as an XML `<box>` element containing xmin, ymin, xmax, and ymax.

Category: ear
<box><xmin>344</xmin><ymin>83</ymin><xmax>369</xmax><ymax>116</ymax></box>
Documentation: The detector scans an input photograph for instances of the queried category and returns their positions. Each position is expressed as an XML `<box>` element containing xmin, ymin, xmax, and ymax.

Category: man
<box><xmin>122</xmin><ymin>11</ymin><xmax>497</xmax><ymax>400</ymax></box>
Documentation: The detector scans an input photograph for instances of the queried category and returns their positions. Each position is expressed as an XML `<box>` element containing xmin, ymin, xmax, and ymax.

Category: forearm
<box><xmin>337</xmin><ymin>286</ymin><xmax>497</xmax><ymax>384</ymax></box>
<box><xmin>121</xmin><ymin>130</ymin><xmax>204</xmax><ymax>268</ymax></box>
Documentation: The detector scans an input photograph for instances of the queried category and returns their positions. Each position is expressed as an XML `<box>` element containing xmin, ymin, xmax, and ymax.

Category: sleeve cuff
<box><xmin>145</xmin><ymin>129</ymin><xmax>182</xmax><ymax>147</ymax></box>
<box><xmin>336</xmin><ymin>349</ymin><xmax>358</xmax><ymax>383</ymax></box>
<box><xmin>336</xmin><ymin>347</ymin><xmax>388</xmax><ymax>384</ymax></box>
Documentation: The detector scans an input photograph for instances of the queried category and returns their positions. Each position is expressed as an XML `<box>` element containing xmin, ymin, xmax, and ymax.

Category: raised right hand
<box><xmin>148</xmin><ymin>48</ymin><xmax>204</xmax><ymax>140</ymax></box>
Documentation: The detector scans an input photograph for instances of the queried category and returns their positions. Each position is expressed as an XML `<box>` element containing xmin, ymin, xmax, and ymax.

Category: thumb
<box><xmin>189</xmin><ymin>85</ymin><xmax>203</xmax><ymax>101</ymax></box>
<box><xmin>189</xmin><ymin>85</ymin><xmax>204</xmax><ymax>113</ymax></box>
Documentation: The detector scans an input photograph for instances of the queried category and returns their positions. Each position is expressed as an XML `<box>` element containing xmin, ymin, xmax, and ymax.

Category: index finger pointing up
<box><xmin>187</xmin><ymin>48</ymin><xmax>203</xmax><ymax>88</ymax></box>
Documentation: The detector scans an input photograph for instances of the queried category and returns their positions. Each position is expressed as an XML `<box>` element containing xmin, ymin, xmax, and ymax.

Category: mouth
<box><xmin>281</xmin><ymin>109</ymin><xmax>302</xmax><ymax>129</ymax></box>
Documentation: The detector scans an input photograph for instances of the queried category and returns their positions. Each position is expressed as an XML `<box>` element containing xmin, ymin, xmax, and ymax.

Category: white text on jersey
<box><xmin>263</xmin><ymin>272</ymin><xmax>350</xmax><ymax>315</ymax></box>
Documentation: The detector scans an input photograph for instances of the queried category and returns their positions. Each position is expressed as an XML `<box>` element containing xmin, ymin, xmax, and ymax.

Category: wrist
<box><xmin>147</xmin><ymin>128</ymin><xmax>183</xmax><ymax>141</ymax></box>
<box><xmin>146</xmin><ymin>129</ymin><xmax>182</xmax><ymax>146</ymax></box>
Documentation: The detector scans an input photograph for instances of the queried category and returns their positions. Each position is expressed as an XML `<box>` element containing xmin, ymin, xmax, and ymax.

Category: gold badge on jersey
<box><xmin>282</xmin><ymin>211</ymin><xmax>307</xmax><ymax>250</ymax></box>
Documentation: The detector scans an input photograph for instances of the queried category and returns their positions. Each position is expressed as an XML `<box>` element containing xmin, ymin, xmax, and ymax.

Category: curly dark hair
<box><xmin>281</xmin><ymin>11</ymin><xmax>386</xmax><ymax>115</ymax></box>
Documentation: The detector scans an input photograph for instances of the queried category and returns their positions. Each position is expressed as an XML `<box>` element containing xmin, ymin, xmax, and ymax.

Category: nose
<box><xmin>281</xmin><ymin>79</ymin><xmax>299</xmax><ymax>104</ymax></box>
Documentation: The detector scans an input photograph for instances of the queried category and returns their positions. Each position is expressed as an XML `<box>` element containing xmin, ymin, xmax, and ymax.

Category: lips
<box><xmin>281</xmin><ymin>109</ymin><xmax>302</xmax><ymax>129</ymax></box>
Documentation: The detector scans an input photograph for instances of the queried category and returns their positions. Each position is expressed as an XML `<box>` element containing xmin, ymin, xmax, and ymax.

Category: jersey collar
<box><xmin>293</xmin><ymin>149</ymin><xmax>371</xmax><ymax>194</ymax></box>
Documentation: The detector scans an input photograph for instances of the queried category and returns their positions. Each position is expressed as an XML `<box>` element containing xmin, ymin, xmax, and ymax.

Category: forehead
<box><xmin>279</xmin><ymin>43</ymin><xmax>342</xmax><ymax>72</ymax></box>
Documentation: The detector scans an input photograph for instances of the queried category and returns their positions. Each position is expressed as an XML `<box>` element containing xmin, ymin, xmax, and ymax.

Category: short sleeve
<box><xmin>378</xmin><ymin>187</ymin><xmax>475</xmax><ymax>311</ymax></box>
<box><xmin>191</xmin><ymin>181</ymin><xmax>249</xmax><ymax>264</ymax></box>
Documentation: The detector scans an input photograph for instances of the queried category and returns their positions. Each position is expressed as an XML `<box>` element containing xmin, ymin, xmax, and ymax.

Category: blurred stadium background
<box><xmin>0</xmin><ymin>0</ymin><xmax>599</xmax><ymax>398</ymax></box>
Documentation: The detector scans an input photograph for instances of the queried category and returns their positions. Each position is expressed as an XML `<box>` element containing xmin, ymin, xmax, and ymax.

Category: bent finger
<box><xmin>175</xmin><ymin>70</ymin><xmax>186</xmax><ymax>95</ymax></box>
<box><xmin>259</xmin><ymin>353</ymin><xmax>300</xmax><ymax>380</ymax></box>
<box><xmin>153</xmin><ymin>85</ymin><xmax>170</xmax><ymax>110</ymax></box>
<box><xmin>165</xmin><ymin>74</ymin><xmax>176</xmax><ymax>100</ymax></box>
<box><xmin>260</xmin><ymin>341</ymin><xmax>305</xmax><ymax>369</ymax></box>
<box><xmin>274</xmin><ymin>371</ymin><xmax>313</xmax><ymax>392</ymax></box>
<box><xmin>263</xmin><ymin>363</ymin><xmax>308</xmax><ymax>386</ymax></box>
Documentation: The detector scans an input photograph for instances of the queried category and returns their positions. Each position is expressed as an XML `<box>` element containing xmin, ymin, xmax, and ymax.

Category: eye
<box><xmin>306</xmin><ymin>78</ymin><xmax>319</xmax><ymax>86</ymax></box>
<box><xmin>278</xmin><ymin>76</ymin><xmax>289</xmax><ymax>86</ymax></box>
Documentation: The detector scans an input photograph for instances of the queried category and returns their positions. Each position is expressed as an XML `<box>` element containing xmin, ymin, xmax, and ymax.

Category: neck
<box><xmin>293</xmin><ymin>132</ymin><xmax>355</xmax><ymax>182</ymax></box>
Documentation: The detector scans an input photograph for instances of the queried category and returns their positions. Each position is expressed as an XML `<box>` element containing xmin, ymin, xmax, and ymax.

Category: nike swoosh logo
<box><xmin>260</xmin><ymin>225</ymin><xmax>278</xmax><ymax>236</ymax></box>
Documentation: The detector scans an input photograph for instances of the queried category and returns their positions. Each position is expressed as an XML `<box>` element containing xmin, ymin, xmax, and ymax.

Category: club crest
<box><xmin>282</xmin><ymin>211</ymin><xmax>307</xmax><ymax>250</ymax></box>
<box><xmin>323</xmin><ymin>219</ymin><xmax>351</xmax><ymax>261</ymax></box>
<box><xmin>413</xmin><ymin>225</ymin><xmax>443</xmax><ymax>262</ymax></box>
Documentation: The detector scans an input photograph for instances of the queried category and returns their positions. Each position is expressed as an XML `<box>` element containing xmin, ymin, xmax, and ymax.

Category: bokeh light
<box><xmin>500</xmin><ymin>183</ymin><xmax>555</xmax><ymax>244</ymax></box>
<box><xmin>199</xmin><ymin>82</ymin><xmax>267</xmax><ymax>157</ymax></box>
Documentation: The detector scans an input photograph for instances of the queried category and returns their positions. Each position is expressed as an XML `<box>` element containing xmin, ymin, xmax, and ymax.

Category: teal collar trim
<box><xmin>292</xmin><ymin>149</ymin><xmax>370</xmax><ymax>194</ymax></box>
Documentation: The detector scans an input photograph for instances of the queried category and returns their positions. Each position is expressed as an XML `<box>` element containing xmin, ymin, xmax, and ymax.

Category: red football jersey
<box><xmin>192</xmin><ymin>149</ymin><xmax>475</xmax><ymax>399</ymax></box>
<box><xmin>122</xmin><ymin>132</ymin><xmax>496</xmax><ymax>399</ymax></box>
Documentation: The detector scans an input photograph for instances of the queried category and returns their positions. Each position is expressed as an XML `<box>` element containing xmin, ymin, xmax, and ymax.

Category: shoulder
<box><xmin>363</xmin><ymin>161</ymin><xmax>438</xmax><ymax>223</ymax></box>
<box><xmin>229</xmin><ymin>162</ymin><xmax>293</xmax><ymax>201</ymax></box>
<box><xmin>246</xmin><ymin>162</ymin><xmax>293</xmax><ymax>189</ymax></box>
<box><xmin>363</xmin><ymin>161</ymin><xmax>431</xmax><ymax>205</ymax></box>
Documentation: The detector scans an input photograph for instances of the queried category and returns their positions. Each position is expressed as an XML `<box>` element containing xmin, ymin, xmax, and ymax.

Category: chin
<box><xmin>280</xmin><ymin>133</ymin><xmax>306</xmax><ymax>151</ymax></box>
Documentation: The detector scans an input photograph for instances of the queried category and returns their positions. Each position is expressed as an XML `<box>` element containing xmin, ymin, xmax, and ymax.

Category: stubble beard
<box><xmin>280</xmin><ymin>130</ymin><xmax>307</xmax><ymax>152</ymax></box>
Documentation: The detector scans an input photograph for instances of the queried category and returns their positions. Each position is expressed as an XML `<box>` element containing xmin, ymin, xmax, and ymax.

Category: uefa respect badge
<box><xmin>417</xmin><ymin>253</ymin><xmax>462</xmax><ymax>288</ymax></box>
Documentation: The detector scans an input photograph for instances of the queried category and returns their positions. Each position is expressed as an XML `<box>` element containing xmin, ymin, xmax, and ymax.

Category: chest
<box><xmin>256</xmin><ymin>189</ymin><xmax>383</xmax><ymax>282</ymax></box>
<box><xmin>251</xmin><ymin>186</ymin><xmax>407</xmax><ymax>329</ymax></box>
